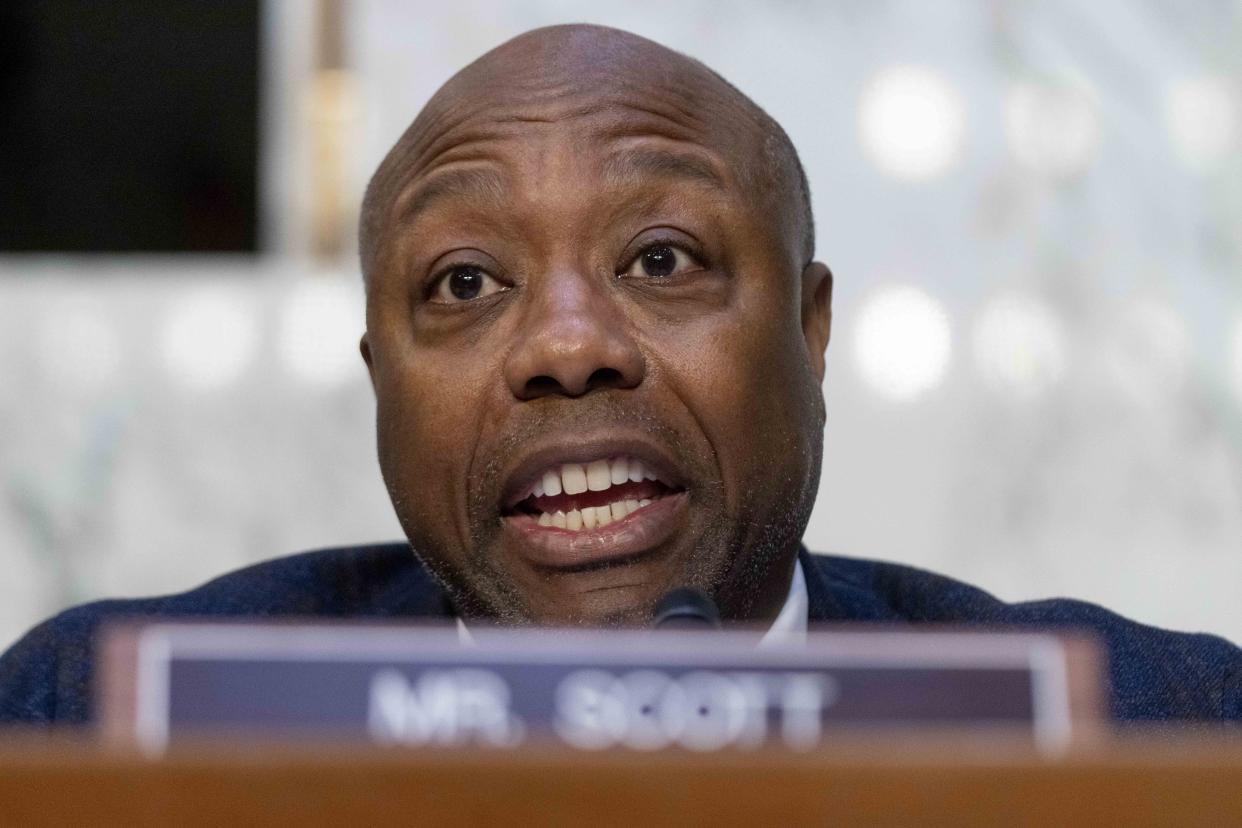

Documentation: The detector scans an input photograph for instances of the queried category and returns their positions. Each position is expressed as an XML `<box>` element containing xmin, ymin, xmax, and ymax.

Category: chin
<box><xmin>544</xmin><ymin>591</ymin><xmax>662</xmax><ymax>628</ymax></box>
<box><xmin>513</xmin><ymin>547</ymin><xmax>693</xmax><ymax>627</ymax></box>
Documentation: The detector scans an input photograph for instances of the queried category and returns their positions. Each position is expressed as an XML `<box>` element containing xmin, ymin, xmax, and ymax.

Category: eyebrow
<box><xmin>395</xmin><ymin>166</ymin><xmax>509</xmax><ymax>226</ymax></box>
<box><xmin>601</xmin><ymin>147</ymin><xmax>728</xmax><ymax>191</ymax></box>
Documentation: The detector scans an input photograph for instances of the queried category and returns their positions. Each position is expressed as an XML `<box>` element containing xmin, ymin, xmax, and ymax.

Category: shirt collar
<box><xmin>757</xmin><ymin>557</ymin><xmax>808</xmax><ymax>646</ymax></box>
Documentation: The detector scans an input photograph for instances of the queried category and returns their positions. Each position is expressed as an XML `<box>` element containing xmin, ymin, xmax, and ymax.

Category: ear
<box><xmin>360</xmin><ymin>333</ymin><xmax>378</xmax><ymax>392</ymax></box>
<box><xmin>800</xmin><ymin>261</ymin><xmax>833</xmax><ymax>383</ymax></box>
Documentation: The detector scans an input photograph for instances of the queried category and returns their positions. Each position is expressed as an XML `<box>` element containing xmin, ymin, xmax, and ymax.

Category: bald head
<box><xmin>359</xmin><ymin>24</ymin><xmax>814</xmax><ymax>283</ymax></box>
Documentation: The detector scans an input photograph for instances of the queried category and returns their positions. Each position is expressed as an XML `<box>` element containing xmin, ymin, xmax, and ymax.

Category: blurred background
<box><xmin>1</xmin><ymin>0</ymin><xmax>1240</xmax><ymax>649</ymax></box>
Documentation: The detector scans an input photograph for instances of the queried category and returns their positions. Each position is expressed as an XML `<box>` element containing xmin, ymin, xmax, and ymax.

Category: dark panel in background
<box><xmin>0</xmin><ymin>1</ymin><xmax>260</xmax><ymax>253</ymax></box>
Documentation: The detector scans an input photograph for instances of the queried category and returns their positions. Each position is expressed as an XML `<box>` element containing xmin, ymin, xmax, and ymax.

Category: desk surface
<box><xmin>0</xmin><ymin>733</ymin><xmax>1239</xmax><ymax>827</ymax></box>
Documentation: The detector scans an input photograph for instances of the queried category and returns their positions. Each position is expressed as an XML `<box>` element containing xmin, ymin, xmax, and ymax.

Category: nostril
<box><xmin>523</xmin><ymin>375</ymin><xmax>564</xmax><ymax>398</ymax></box>
<box><xmin>585</xmin><ymin>367</ymin><xmax>624</xmax><ymax>391</ymax></box>
<box><xmin>518</xmin><ymin>367</ymin><xmax>633</xmax><ymax>400</ymax></box>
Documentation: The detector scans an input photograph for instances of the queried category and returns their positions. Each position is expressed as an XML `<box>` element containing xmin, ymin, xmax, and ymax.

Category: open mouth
<box><xmin>503</xmin><ymin>456</ymin><xmax>682</xmax><ymax>532</ymax></box>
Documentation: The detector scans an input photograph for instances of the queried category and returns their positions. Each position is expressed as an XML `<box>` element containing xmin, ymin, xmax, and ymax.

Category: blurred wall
<box><xmin>1</xmin><ymin>0</ymin><xmax>1240</xmax><ymax>648</ymax></box>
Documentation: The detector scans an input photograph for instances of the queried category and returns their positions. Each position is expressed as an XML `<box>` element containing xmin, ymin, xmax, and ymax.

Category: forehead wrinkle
<box><xmin>601</xmin><ymin>145</ymin><xmax>728</xmax><ymax>193</ymax></box>
<box><xmin>394</xmin><ymin>164</ymin><xmax>508</xmax><ymax>229</ymax></box>
<box><xmin>392</xmin><ymin>94</ymin><xmax>732</xmax><ymax>232</ymax></box>
<box><xmin>379</xmin><ymin>73</ymin><xmax>736</xmax><ymax>223</ymax></box>
<box><xmin>488</xmin><ymin>97</ymin><xmax>613</xmax><ymax>125</ymax></box>
<box><xmin>402</xmin><ymin>122</ymin><xmax>510</xmax><ymax>192</ymax></box>
<box><xmin>416</xmin><ymin>71</ymin><xmax>724</xmax><ymax>169</ymax></box>
<box><xmin>411</xmin><ymin>78</ymin><xmax>612</xmax><ymax>156</ymax></box>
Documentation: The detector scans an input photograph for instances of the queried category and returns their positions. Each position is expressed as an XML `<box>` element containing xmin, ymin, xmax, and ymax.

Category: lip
<box><xmin>498</xmin><ymin>433</ymin><xmax>689</xmax><ymax>512</ymax></box>
<box><xmin>502</xmin><ymin>490</ymin><xmax>688</xmax><ymax>570</ymax></box>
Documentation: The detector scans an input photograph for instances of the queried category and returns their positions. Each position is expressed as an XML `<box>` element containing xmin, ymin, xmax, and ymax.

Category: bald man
<box><xmin>1</xmin><ymin>25</ymin><xmax>1239</xmax><ymax>724</ymax></box>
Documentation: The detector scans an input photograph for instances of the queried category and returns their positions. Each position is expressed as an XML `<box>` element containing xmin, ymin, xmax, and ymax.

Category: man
<box><xmin>1</xmin><ymin>25</ymin><xmax>1238</xmax><ymax>724</ymax></box>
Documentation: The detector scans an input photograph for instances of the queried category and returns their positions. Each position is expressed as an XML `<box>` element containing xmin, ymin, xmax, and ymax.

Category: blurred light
<box><xmin>277</xmin><ymin>279</ymin><xmax>365</xmax><ymax>386</ymax></box>
<box><xmin>159</xmin><ymin>290</ymin><xmax>259</xmax><ymax>391</ymax></box>
<box><xmin>971</xmin><ymin>294</ymin><xmax>1066</xmax><ymax>400</ymax></box>
<box><xmin>858</xmin><ymin>65</ymin><xmax>966</xmax><ymax>180</ymax></box>
<box><xmin>1102</xmin><ymin>299</ymin><xmax>1190</xmax><ymax>404</ymax></box>
<box><xmin>1003</xmin><ymin>81</ymin><xmax>1100</xmax><ymax>180</ymax></box>
<box><xmin>853</xmin><ymin>286</ymin><xmax>952</xmax><ymax>401</ymax></box>
<box><xmin>1164</xmin><ymin>76</ymin><xmax>1239</xmax><ymax>172</ymax></box>
<box><xmin>1229</xmin><ymin>317</ymin><xmax>1242</xmax><ymax>406</ymax></box>
<box><xmin>38</xmin><ymin>302</ymin><xmax>122</xmax><ymax>394</ymax></box>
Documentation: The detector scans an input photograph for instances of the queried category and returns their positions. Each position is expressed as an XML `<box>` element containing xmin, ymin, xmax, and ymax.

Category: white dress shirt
<box><xmin>757</xmin><ymin>558</ymin><xmax>809</xmax><ymax>646</ymax></box>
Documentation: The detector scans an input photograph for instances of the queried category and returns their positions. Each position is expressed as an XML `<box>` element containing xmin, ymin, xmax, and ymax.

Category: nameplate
<box><xmin>99</xmin><ymin>624</ymin><xmax>1100</xmax><ymax>754</ymax></box>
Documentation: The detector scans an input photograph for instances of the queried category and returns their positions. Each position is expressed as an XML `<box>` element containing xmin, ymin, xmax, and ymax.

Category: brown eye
<box><xmin>621</xmin><ymin>243</ymin><xmax>700</xmax><ymax>281</ymax></box>
<box><xmin>449</xmin><ymin>267</ymin><xmax>483</xmax><ymax>299</ymax></box>
<box><xmin>431</xmin><ymin>265</ymin><xmax>507</xmax><ymax>304</ymax></box>
<box><xmin>640</xmin><ymin>245</ymin><xmax>677</xmax><ymax>277</ymax></box>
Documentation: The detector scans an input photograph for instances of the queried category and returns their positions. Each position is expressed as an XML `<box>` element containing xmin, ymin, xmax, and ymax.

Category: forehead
<box><xmin>381</xmin><ymin>66</ymin><xmax>765</xmax><ymax>218</ymax></box>
<box><xmin>395</xmin><ymin>124</ymin><xmax>737</xmax><ymax>229</ymax></box>
<box><xmin>418</xmin><ymin>47</ymin><xmax>753</xmax><ymax>159</ymax></box>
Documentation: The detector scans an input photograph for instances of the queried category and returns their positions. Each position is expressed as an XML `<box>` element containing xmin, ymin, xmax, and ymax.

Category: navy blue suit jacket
<box><xmin>1</xmin><ymin>543</ymin><xmax>1239</xmax><ymax>724</ymax></box>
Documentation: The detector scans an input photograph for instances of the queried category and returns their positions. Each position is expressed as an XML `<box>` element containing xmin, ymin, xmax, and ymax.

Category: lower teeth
<box><xmin>536</xmin><ymin>498</ymin><xmax>654</xmax><ymax>530</ymax></box>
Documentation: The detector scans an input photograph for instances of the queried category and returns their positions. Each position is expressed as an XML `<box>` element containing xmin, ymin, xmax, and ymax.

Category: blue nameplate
<box><xmin>99</xmin><ymin>624</ymin><xmax>1096</xmax><ymax>754</ymax></box>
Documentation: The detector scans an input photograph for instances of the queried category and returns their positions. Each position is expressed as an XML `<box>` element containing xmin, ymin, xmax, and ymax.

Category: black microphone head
<box><xmin>652</xmin><ymin>587</ymin><xmax>721</xmax><ymax>629</ymax></box>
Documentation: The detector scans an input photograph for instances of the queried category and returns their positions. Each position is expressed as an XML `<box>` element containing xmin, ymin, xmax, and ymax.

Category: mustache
<box><xmin>468</xmin><ymin>395</ymin><xmax>702</xmax><ymax>521</ymax></box>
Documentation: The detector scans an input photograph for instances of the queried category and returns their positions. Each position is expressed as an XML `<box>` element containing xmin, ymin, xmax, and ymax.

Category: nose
<box><xmin>504</xmin><ymin>269</ymin><xmax>645</xmax><ymax>400</ymax></box>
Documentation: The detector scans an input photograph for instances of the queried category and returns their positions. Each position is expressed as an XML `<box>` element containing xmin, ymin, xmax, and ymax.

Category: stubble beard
<box><xmin>399</xmin><ymin>459</ymin><xmax>818</xmax><ymax>627</ymax></box>
<box><xmin>385</xmin><ymin>389</ymin><xmax>823</xmax><ymax>627</ymax></box>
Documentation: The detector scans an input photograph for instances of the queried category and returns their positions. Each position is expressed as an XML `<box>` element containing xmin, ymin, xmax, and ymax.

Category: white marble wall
<box><xmin>0</xmin><ymin>262</ymin><xmax>401</xmax><ymax>645</ymax></box>
<box><xmin>1</xmin><ymin>0</ymin><xmax>1240</xmax><ymax>647</ymax></box>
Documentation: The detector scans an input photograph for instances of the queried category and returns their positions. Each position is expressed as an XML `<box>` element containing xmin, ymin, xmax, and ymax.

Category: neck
<box><xmin>716</xmin><ymin>545</ymin><xmax>800</xmax><ymax>624</ymax></box>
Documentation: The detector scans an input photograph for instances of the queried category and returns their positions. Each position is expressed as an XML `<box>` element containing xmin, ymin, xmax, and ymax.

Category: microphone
<box><xmin>652</xmin><ymin>587</ymin><xmax>721</xmax><ymax>630</ymax></box>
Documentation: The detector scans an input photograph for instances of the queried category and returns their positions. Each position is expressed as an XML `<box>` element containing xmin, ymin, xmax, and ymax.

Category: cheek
<box><xmin>656</xmin><ymin>293</ymin><xmax>814</xmax><ymax>507</ymax></box>
<box><xmin>373</xmin><ymin>335</ymin><xmax>497</xmax><ymax>543</ymax></box>
<box><xmin>701</xmin><ymin>322</ymin><xmax>807</xmax><ymax>432</ymax></box>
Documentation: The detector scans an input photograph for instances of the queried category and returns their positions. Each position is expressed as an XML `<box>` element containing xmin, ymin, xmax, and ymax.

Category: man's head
<box><xmin>359</xmin><ymin>24</ymin><xmax>833</xmax><ymax>627</ymax></box>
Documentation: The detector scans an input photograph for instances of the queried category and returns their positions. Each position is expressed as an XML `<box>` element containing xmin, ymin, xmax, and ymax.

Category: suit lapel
<box><xmin>798</xmin><ymin>546</ymin><xmax>847</xmax><ymax>622</ymax></box>
<box><xmin>371</xmin><ymin>545</ymin><xmax>456</xmax><ymax>619</ymax></box>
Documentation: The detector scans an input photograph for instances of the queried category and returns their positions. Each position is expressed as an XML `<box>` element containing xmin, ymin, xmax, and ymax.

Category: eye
<box><xmin>430</xmin><ymin>265</ymin><xmax>508</xmax><ymax>304</ymax></box>
<box><xmin>620</xmin><ymin>243</ymin><xmax>702</xmax><ymax>280</ymax></box>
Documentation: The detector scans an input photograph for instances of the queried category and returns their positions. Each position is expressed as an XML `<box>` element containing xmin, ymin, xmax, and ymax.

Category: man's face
<box><xmin>363</xmin><ymin>61</ymin><xmax>830</xmax><ymax>626</ymax></box>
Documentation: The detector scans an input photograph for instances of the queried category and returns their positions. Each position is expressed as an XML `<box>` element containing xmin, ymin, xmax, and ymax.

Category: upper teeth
<box><xmin>529</xmin><ymin>456</ymin><xmax>656</xmax><ymax>499</ymax></box>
